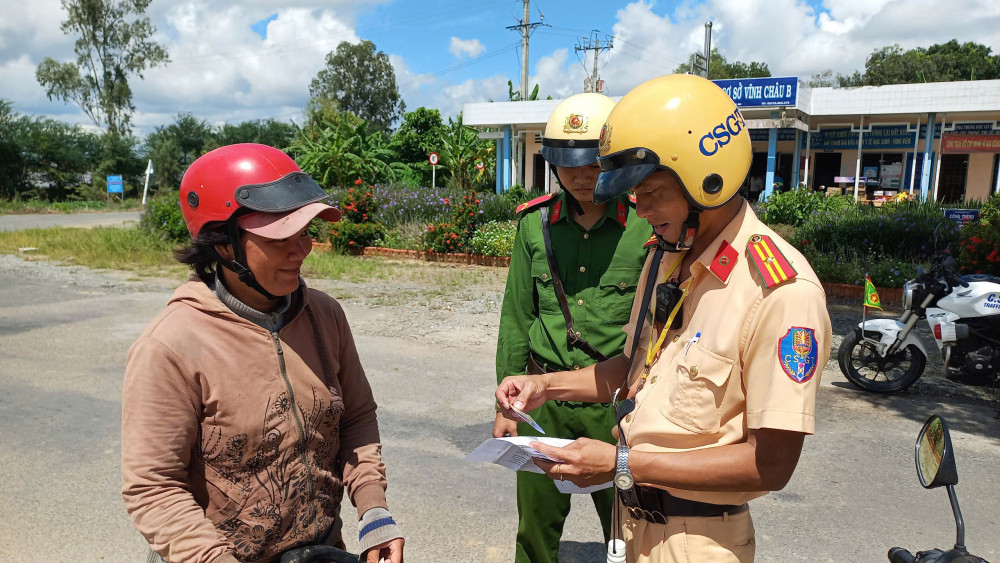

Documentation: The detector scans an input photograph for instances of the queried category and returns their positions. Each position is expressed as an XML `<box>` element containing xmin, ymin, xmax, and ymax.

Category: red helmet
<box><xmin>179</xmin><ymin>143</ymin><xmax>329</xmax><ymax>238</ymax></box>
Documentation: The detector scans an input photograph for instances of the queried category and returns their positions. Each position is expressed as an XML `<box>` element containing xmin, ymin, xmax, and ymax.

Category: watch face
<box><xmin>614</xmin><ymin>472</ymin><xmax>634</xmax><ymax>490</ymax></box>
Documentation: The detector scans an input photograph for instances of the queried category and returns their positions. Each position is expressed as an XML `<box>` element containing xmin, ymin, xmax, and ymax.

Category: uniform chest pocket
<box><xmin>659</xmin><ymin>343</ymin><xmax>734</xmax><ymax>434</ymax></box>
<box><xmin>597</xmin><ymin>267</ymin><xmax>639</xmax><ymax>324</ymax></box>
<box><xmin>531</xmin><ymin>259</ymin><xmax>560</xmax><ymax>315</ymax></box>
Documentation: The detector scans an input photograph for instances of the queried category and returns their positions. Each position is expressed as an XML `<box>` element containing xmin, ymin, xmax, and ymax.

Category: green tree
<box><xmin>0</xmin><ymin>101</ymin><xmax>26</xmax><ymax>199</ymax></box>
<box><xmin>207</xmin><ymin>119</ymin><xmax>298</xmax><ymax>151</ymax></box>
<box><xmin>309</xmin><ymin>40</ymin><xmax>406</xmax><ymax>134</ymax></box>
<box><xmin>436</xmin><ymin>114</ymin><xmax>494</xmax><ymax>191</ymax></box>
<box><xmin>288</xmin><ymin>111</ymin><xmax>407</xmax><ymax>188</ymax></box>
<box><xmin>35</xmin><ymin>0</ymin><xmax>169</xmax><ymax>135</ymax></box>
<box><xmin>834</xmin><ymin>40</ymin><xmax>1000</xmax><ymax>87</ymax></box>
<box><xmin>390</xmin><ymin>107</ymin><xmax>444</xmax><ymax>185</ymax></box>
<box><xmin>142</xmin><ymin>114</ymin><xmax>211</xmax><ymax>191</ymax></box>
<box><xmin>674</xmin><ymin>48</ymin><xmax>770</xmax><ymax>79</ymax></box>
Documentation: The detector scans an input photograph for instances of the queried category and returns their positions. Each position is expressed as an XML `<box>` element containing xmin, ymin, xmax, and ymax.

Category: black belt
<box><xmin>527</xmin><ymin>353</ymin><xmax>568</xmax><ymax>374</ymax></box>
<box><xmin>620</xmin><ymin>486</ymin><xmax>748</xmax><ymax>524</ymax></box>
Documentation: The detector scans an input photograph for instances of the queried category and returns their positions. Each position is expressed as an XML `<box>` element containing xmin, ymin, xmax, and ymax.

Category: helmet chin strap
<box><xmin>216</xmin><ymin>219</ymin><xmax>278</xmax><ymax>301</ymax></box>
<box><xmin>656</xmin><ymin>208</ymin><xmax>701</xmax><ymax>253</ymax></box>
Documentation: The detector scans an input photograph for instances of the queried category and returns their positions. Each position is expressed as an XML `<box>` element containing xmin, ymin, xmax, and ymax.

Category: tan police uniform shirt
<box><xmin>619</xmin><ymin>200</ymin><xmax>832</xmax><ymax>506</ymax></box>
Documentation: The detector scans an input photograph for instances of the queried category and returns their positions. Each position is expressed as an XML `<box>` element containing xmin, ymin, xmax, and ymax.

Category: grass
<box><xmin>0</xmin><ymin>198</ymin><xmax>144</xmax><ymax>214</ymax></box>
<box><xmin>0</xmin><ymin>226</ymin><xmax>509</xmax><ymax>301</ymax></box>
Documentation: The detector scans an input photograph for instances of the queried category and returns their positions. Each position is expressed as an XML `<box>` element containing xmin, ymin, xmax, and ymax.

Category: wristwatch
<box><xmin>614</xmin><ymin>445</ymin><xmax>638</xmax><ymax>505</ymax></box>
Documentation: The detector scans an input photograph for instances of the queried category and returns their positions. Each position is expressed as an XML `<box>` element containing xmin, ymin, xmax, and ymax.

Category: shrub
<box><xmin>328</xmin><ymin>220</ymin><xmax>385</xmax><ymax>253</ymax></box>
<box><xmin>800</xmin><ymin>243</ymin><xmax>924</xmax><ymax>287</ymax></box>
<box><xmin>340</xmin><ymin>182</ymin><xmax>378</xmax><ymax>223</ymax></box>
<box><xmin>956</xmin><ymin>222</ymin><xmax>1000</xmax><ymax>276</ymax></box>
<box><xmin>979</xmin><ymin>192</ymin><xmax>1000</xmax><ymax>225</ymax></box>
<box><xmin>425</xmin><ymin>222</ymin><xmax>466</xmax><ymax>253</ymax></box>
<box><xmin>794</xmin><ymin>199</ymin><xmax>960</xmax><ymax>265</ymax></box>
<box><xmin>375</xmin><ymin>222</ymin><xmax>426</xmax><ymax>251</ymax></box>
<box><xmin>140</xmin><ymin>194</ymin><xmax>189</xmax><ymax>242</ymax></box>
<box><xmin>758</xmin><ymin>188</ymin><xmax>853</xmax><ymax>227</ymax></box>
<box><xmin>468</xmin><ymin>221</ymin><xmax>517</xmax><ymax>257</ymax></box>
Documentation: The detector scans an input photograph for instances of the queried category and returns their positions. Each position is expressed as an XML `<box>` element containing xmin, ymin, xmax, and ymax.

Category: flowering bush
<box><xmin>758</xmin><ymin>188</ymin><xmax>853</xmax><ymax>227</ymax></box>
<box><xmin>326</xmin><ymin>183</ymin><xmax>465</xmax><ymax>228</ymax></box>
<box><xmin>425</xmin><ymin>222</ymin><xmax>466</xmax><ymax>253</ymax></box>
<box><xmin>340</xmin><ymin>181</ymin><xmax>378</xmax><ymax>223</ymax></box>
<box><xmin>328</xmin><ymin>220</ymin><xmax>385</xmax><ymax>253</ymax></box>
<box><xmin>468</xmin><ymin>221</ymin><xmax>517</xmax><ymax>257</ymax></box>
<box><xmin>139</xmin><ymin>194</ymin><xmax>189</xmax><ymax>242</ymax></box>
<box><xmin>957</xmin><ymin>222</ymin><xmax>1000</xmax><ymax>276</ymax></box>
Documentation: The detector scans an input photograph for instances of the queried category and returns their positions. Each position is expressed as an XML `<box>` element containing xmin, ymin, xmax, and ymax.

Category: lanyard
<box><xmin>639</xmin><ymin>252</ymin><xmax>689</xmax><ymax>390</ymax></box>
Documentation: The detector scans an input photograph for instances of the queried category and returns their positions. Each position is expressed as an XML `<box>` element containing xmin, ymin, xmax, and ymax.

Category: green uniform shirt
<box><xmin>496</xmin><ymin>191</ymin><xmax>652</xmax><ymax>383</ymax></box>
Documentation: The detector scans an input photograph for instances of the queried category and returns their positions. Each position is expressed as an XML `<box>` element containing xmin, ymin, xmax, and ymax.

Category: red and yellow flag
<box><xmin>864</xmin><ymin>276</ymin><xmax>882</xmax><ymax>310</ymax></box>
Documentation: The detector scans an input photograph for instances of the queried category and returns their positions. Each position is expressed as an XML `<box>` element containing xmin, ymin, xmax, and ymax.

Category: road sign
<box><xmin>428</xmin><ymin>152</ymin><xmax>439</xmax><ymax>165</ymax></box>
<box><xmin>475</xmin><ymin>159</ymin><xmax>485</xmax><ymax>171</ymax></box>
<box><xmin>107</xmin><ymin>175</ymin><xmax>123</xmax><ymax>194</ymax></box>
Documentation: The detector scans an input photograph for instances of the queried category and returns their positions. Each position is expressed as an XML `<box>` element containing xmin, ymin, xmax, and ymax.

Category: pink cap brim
<box><xmin>237</xmin><ymin>202</ymin><xmax>342</xmax><ymax>239</ymax></box>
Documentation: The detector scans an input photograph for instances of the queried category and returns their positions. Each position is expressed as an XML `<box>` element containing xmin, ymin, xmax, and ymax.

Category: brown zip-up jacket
<box><xmin>122</xmin><ymin>278</ymin><xmax>388</xmax><ymax>563</ymax></box>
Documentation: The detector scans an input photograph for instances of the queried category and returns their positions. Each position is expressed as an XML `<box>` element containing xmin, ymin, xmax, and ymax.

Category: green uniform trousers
<box><xmin>515</xmin><ymin>399</ymin><xmax>616</xmax><ymax>563</ymax></box>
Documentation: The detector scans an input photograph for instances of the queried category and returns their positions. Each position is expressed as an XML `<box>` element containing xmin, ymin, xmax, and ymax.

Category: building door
<box><xmin>812</xmin><ymin>152</ymin><xmax>842</xmax><ymax>191</ymax></box>
<box><xmin>532</xmin><ymin>154</ymin><xmax>546</xmax><ymax>192</ymax></box>
<box><xmin>937</xmin><ymin>154</ymin><xmax>969</xmax><ymax>203</ymax></box>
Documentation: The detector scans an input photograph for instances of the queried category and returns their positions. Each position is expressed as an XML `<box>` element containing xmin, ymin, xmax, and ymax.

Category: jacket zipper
<box><xmin>272</xmin><ymin>332</ymin><xmax>317</xmax><ymax>517</ymax></box>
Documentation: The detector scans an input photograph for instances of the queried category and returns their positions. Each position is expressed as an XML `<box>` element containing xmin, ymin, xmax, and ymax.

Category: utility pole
<box><xmin>506</xmin><ymin>0</ymin><xmax>546</xmax><ymax>100</ymax></box>
<box><xmin>576</xmin><ymin>30</ymin><xmax>613</xmax><ymax>93</ymax></box>
<box><xmin>692</xmin><ymin>20</ymin><xmax>712</xmax><ymax>78</ymax></box>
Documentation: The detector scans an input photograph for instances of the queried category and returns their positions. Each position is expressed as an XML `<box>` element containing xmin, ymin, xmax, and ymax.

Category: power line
<box><xmin>575</xmin><ymin>30</ymin><xmax>613</xmax><ymax>93</ymax></box>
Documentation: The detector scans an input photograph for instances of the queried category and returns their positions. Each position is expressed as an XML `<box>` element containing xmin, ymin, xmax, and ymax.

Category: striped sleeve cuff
<box><xmin>358</xmin><ymin>507</ymin><xmax>402</xmax><ymax>554</ymax></box>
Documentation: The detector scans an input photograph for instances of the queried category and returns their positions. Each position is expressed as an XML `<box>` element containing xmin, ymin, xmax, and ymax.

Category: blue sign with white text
<box><xmin>107</xmin><ymin>175</ymin><xmax>123</xmax><ymax>194</ymax></box>
<box><xmin>943</xmin><ymin>209</ymin><xmax>981</xmax><ymax>226</ymax></box>
<box><xmin>713</xmin><ymin>77</ymin><xmax>798</xmax><ymax>108</ymax></box>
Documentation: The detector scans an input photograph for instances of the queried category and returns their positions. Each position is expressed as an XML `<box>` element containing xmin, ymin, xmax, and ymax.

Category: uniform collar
<box><xmin>549</xmin><ymin>190</ymin><xmax>628</xmax><ymax>228</ymax></box>
<box><xmin>689</xmin><ymin>199</ymin><xmax>761</xmax><ymax>285</ymax></box>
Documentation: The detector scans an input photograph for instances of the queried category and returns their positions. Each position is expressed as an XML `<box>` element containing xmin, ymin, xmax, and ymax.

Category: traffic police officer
<box><xmin>495</xmin><ymin>92</ymin><xmax>652</xmax><ymax>563</ymax></box>
<box><xmin>496</xmin><ymin>74</ymin><xmax>832</xmax><ymax>562</ymax></box>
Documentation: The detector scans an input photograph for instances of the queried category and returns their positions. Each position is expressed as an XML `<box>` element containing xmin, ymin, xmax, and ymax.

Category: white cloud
<box><xmin>449</xmin><ymin>37</ymin><xmax>485</xmax><ymax>59</ymax></box>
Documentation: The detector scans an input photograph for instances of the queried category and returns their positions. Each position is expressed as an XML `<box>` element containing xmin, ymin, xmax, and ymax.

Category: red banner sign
<box><xmin>941</xmin><ymin>133</ymin><xmax>1000</xmax><ymax>154</ymax></box>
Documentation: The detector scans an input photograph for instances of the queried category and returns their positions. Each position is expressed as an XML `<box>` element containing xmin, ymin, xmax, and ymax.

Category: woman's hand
<box><xmin>365</xmin><ymin>537</ymin><xmax>403</xmax><ymax>563</ymax></box>
<box><xmin>495</xmin><ymin>374</ymin><xmax>549</xmax><ymax>417</ymax></box>
<box><xmin>530</xmin><ymin>438</ymin><xmax>617</xmax><ymax>487</ymax></box>
<box><xmin>493</xmin><ymin>412</ymin><xmax>518</xmax><ymax>438</ymax></box>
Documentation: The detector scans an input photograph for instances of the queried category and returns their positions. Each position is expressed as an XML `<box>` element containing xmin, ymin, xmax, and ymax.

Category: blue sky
<box><xmin>1</xmin><ymin>0</ymin><xmax>996</xmax><ymax>134</ymax></box>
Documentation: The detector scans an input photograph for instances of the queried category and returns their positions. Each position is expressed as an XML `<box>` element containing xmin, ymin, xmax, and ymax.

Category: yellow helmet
<box><xmin>594</xmin><ymin>74</ymin><xmax>751</xmax><ymax>208</ymax></box>
<box><xmin>540</xmin><ymin>93</ymin><xmax>616</xmax><ymax>168</ymax></box>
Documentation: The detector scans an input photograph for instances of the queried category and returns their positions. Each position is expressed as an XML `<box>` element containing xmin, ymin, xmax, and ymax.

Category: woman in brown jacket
<box><xmin>122</xmin><ymin>144</ymin><xmax>404</xmax><ymax>563</ymax></box>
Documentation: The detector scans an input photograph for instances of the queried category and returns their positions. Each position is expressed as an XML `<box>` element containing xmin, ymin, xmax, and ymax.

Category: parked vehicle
<box><xmin>839</xmin><ymin>247</ymin><xmax>1000</xmax><ymax>392</ymax></box>
<box><xmin>887</xmin><ymin>414</ymin><xmax>989</xmax><ymax>563</ymax></box>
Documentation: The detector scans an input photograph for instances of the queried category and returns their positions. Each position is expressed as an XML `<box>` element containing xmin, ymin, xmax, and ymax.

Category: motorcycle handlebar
<box><xmin>889</xmin><ymin>547</ymin><xmax>916</xmax><ymax>563</ymax></box>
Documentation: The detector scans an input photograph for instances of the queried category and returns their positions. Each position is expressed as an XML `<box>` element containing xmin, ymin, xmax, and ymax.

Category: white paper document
<box><xmin>464</xmin><ymin>436</ymin><xmax>613</xmax><ymax>495</ymax></box>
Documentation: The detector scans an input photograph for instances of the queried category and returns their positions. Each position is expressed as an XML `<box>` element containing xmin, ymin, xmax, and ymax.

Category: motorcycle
<box><xmin>838</xmin><ymin>246</ymin><xmax>1000</xmax><ymax>393</ymax></box>
<box><xmin>887</xmin><ymin>414</ymin><xmax>989</xmax><ymax>562</ymax></box>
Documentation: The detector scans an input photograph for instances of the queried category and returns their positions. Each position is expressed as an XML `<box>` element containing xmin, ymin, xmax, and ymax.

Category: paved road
<box><xmin>0</xmin><ymin>255</ymin><xmax>997</xmax><ymax>562</ymax></box>
<box><xmin>0</xmin><ymin>211</ymin><xmax>140</xmax><ymax>232</ymax></box>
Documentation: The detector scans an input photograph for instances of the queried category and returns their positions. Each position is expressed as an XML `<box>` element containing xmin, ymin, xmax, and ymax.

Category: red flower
<box><xmin>354</xmin><ymin>178</ymin><xmax>363</xmax><ymax>185</ymax></box>
<box><xmin>443</xmin><ymin>198</ymin><xmax>450</xmax><ymax>205</ymax></box>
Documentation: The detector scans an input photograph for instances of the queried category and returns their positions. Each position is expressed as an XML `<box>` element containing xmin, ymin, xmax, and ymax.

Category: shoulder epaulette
<box><xmin>643</xmin><ymin>235</ymin><xmax>658</xmax><ymax>249</ymax></box>
<box><xmin>628</xmin><ymin>192</ymin><xmax>637</xmax><ymax>206</ymax></box>
<box><xmin>746</xmin><ymin>234</ymin><xmax>797</xmax><ymax>289</ymax></box>
<box><xmin>515</xmin><ymin>193</ymin><xmax>557</xmax><ymax>215</ymax></box>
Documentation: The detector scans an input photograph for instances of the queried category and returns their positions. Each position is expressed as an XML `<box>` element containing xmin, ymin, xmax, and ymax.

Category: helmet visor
<box><xmin>234</xmin><ymin>171</ymin><xmax>329</xmax><ymax>213</ymax></box>
<box><xmin>541</xmin><ymin>139</ymin><xmax>600</xmax><ymax>168</ymax></box>
<box><xmin>593</xmin><ymin>147</ymin><xmax>661</xmax><ymax>205</ymax></box>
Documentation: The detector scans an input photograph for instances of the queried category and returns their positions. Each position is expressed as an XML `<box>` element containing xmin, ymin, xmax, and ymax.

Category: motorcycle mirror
<box><xmin>915</xmin><ymin>414</ymin><xmax>959</xmax><ymax>489</ymax></box>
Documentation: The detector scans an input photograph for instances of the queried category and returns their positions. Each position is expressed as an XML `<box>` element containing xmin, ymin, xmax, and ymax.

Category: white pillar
<box><xmin>909</xmin><ymin>116</ymin><xmax>921</xmax><ymax>196</ymax></box>
<box><xmin>932</xmin><ymin>113</ymin><xmax>947</xmax><ymax>201</ymax></box>
<box><xmin>854</xmin><ymin>116</ymin><xmax>865</xmax><ymax>201</ymax></box>
<box><xmin>803</xmin><ymin>125</ymin><xmax>812</xmax><ymax>189</ymax></box>
<box><xmin>544</xmin><ymin>160</ymin><xmax>551</xmax><ymax>193</ymax></box>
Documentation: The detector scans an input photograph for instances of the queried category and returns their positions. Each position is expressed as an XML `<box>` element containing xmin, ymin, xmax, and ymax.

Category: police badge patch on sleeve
<box><xmin>779</xmin><ymin>327</ymin><xmax>819</xmax><ymax>383</ymax></box>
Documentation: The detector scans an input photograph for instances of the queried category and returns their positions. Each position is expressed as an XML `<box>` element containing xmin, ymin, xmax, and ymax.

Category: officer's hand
<box><xmin>365</xmin><ymin>536</ymin><xmax>404</xmax><ymax>563</ymax></box>
<box><xmin>531</xmin><ymin>438</ymin><xmax>616</xmax><ymax>487</ymax></box>
<box><xmin>493</xmin><ymin>412</ymin><xmax>518</xmax><ymax>438</ymax></box>
<box><xmin>495</xmin><ymin>375</ymin><xmax>548</xmax><ymax>417</ymax></box>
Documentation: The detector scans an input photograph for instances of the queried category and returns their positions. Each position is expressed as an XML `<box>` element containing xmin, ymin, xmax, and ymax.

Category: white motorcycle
<box><xmin>838</xmin><ymin>247</ymin><xmax>1000</xmax><ymax>393</ymax></box>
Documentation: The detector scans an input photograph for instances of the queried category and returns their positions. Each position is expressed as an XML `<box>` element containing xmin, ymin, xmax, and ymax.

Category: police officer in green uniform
<box><xmin>494</xmin><ymin>93</ymin><xmax>652</xmax><ymax>563</ymax></box>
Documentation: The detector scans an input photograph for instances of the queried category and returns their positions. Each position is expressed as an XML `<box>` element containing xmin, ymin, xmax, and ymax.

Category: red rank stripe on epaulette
<box><xmin>550</xmin><ymin>200</ymin><xmax>562</xmax><ymax>223</ymax></box>
<box><xmin>643</xmin><ymin>235</ymin><xmax>658</xmax><ymax>248</ymax></box>
<box><xmin>747</xmin><ymin>234</ymin><xmax>797</xmax><ymax>289</ymax></box>
<box><xmin>709</xmin><ymin>240</ymin><xmax>738</xmax><ymax>283</ymax></box>
<box><xmin>616</xmin><ymin>201</ymin><xmax>627</xmax><ymax>226</ymax></box>
<box><xmin>515</xmin><ymin>193</ymin><xmax>555</xmax><ymax>214</ymax></box>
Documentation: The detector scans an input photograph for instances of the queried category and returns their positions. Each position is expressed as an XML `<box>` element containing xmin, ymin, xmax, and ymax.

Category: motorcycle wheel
<box><xmin>838</xmin><ymin>329</ymin><xmax>926</xmax><ymax>393</ymax></box>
